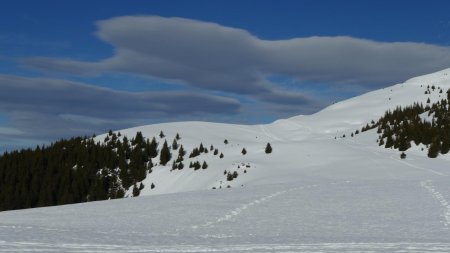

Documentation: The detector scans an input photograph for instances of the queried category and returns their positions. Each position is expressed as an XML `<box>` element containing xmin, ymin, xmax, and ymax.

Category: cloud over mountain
<box><xmin>22</xmin><ymin>15</ymin><xmax>450</xmax><ymax>93</ymax></box>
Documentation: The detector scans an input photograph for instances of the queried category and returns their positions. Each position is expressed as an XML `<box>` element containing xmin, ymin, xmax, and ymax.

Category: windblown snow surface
<box><xmin>1</xmin><ymin>69</ymin><xmax>450</xmax><ymax>252</ymax></box>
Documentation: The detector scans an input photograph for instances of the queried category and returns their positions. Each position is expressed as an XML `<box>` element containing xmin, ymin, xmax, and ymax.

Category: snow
<box><xmin>1</xmin><ymin>68</ymin><xmax>450</xmax><ymax>252</ymax></box>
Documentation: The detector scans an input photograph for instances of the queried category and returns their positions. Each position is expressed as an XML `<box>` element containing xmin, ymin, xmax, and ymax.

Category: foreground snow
<box><xmin>1</xmin><ymin>69</ymin><xmax>450</xmax><ymax>252</ymax></box>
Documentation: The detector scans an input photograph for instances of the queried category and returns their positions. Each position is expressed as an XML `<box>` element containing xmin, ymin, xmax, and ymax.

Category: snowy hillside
<box><xmin>92</xmin><ymin>68</ymin><xmax>450</xmax><ymax>196</ymax></box>
<box><xmin>1</xmin><ymin>68</ymin><xmax>450</xmax><ymax>252</ymax></box>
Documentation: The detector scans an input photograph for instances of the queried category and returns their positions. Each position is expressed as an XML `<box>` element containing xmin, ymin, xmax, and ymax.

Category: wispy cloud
<box><xmin>0</xmin><ymin>75</ymin><xmax>240</xmax><ymax>144</ymax></box>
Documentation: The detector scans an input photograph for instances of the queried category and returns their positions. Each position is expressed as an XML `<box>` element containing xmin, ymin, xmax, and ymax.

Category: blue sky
<box><xmin>2</xmin><ymin>0</ymin><xmax>450</xmax><ymax>152</ymax></box>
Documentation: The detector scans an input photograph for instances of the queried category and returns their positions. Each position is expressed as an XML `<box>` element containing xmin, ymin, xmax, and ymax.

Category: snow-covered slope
<box><xmin>1</xmin><ymin>68</ymin><xmax>450</xmax><ymax>252</ymax></box>
<box><xmin>93</xmin><ymin>68</ymin><xmax>450</xmax><ymax>196</ymax></box>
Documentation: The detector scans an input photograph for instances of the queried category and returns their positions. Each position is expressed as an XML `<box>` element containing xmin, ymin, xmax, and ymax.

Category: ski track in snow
<box><xmin>259</xmin><ymin>125</ymin><xmax>283</xmax><ymax>141</ymax></box>
<box><xmin>3</xmin><ymin>241</ymin><xmax>450</xmax><ymax>252</ymax></box>
<box><xmin>421</xmin><ymin>180</ymin><xmax>450</xmax><ymax>229</ymax></box>
<box><xmin>191</xmin><ymin>181</ymin><xmax>350</xmax><ymax>230</ymax></box>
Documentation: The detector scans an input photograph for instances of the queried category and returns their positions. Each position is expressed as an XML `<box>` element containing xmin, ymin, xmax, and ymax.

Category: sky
<box><xmin>2</xmin><ymin>0</ymin><xmax>450</xmax><ymax>152</ymax></box>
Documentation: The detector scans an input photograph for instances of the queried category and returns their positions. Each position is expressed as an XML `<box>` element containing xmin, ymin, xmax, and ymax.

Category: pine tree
<box><xmin>132</xmin><ymin>184</ymin><xmax>140</xmax><ymax>197</ymax></box>
<box><xmin>241</xmin><ymin>148</ymin><xmax>247</xmax><ymax>155</ymax></box>
<box><xmin>202</xmin><ymin>161</ymin><xmax>208</xmax><ymax>169</ymax></box>
<box><xmin>189</xmin><ymin>148</ymin><xmax>200</xmax><ymax>158</ymax></box>
<box><xmin>148</xmin><ymin>137</ymin><xmax>158</xmax><ymax>158</ymax></box>
<box><xmin>219</xmin><ymin>153</ymin><xmax>224</xmax><ymax>158</ymax></box>
<box><xmin>178</xmin><ymin>145</ymin><xmax>186</xmax><ymax>157</ymax></box>
<box><xmin>400</xmin><ymin>152</ymin><xmax>406</xmax><ymax>159</ymax></box>
<box><xmin>175</xmin><ymin>133</ymin><xmax>181</xmax><ymax>140</ymax></box>
<box><xmin>159</xmin><ymin>140</ymin><xmax>171</xmax><ymax>165</ymax></box>
<box><xmin>193</xmin><ymin>161</ymin><xmax>201</xmax><ymax>170</ymax></box>
<box><xmin>151</xmin><ymin>183</ymin><xmax>155</xmax><ymax>189</ymax></box>
<box><xmin>428</xmin><ymin>139</ymin><xmax>440</xmax><ymax>158</ymax></box>
<box><xmin>172</xmin><ymin>138</ymin><xmax>178</xmax><ymax>150</ymax></box>
<box><xmin>224</xmin><ymin>139</ymin><xmax>228</xmax><ymax>144</ymax></box>
<box><xmin>159</xmin><ymin>131</ymin><xmax>165</xmax><ymax>138</ymax></box>
<box><xmin>134</xmin><ymin>132</ymin><xmax>144</xmax><ymax>145</ymax></box>
<box><xmin>227</xmin><ymin>172</ymin><xmax>234</xmax><ymax>181</ymax></box>
<box><xmin>265</xmin><ymin>143</ymin><xmax>272</xmax><ymax>154</ymax></box>
<box><xmin>214</xmin><ymin>149</ymin><xmax>219</xmax><ymax>155</ymax></box>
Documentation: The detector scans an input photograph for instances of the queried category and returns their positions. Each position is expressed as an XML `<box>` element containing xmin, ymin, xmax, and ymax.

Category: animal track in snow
<box><xmin>421</xmin><ymin>180</ymin><xmax>450</xmax><ymax>229</ymax></box>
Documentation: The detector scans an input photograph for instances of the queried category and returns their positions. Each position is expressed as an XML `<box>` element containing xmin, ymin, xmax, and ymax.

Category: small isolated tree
<box><xmin>151</xmin><ymin>183</ymin><xmax>155</xmax><ymax>189</ymax></box>
<box><xmin>214</xmin><ymin>149</ymin><xmax>219</xmax><ymax>155</ymax></box>
<box><xmin>400</xmin><ymin>152</ymin><xmax>406</xmax><ymax>159</ymax></box>
<box><xmin>178</xmin><ymin>161</ymin><xmax>184</xmax><ymax>170</ymax></box>
<box><xmin>159</xmin><ymin>130</ymin><xmax>165</xmax><ymax>138</ymax></box>
<box><xmin>202</xmin><ymin>161</ymin><xmax>208</xmax><ymax>169</ymax></box>
<box><xmin>427</xmin><ymin>97</ymin><xmax>431</xmax><ymax>103</ymax></box>
<box><xmin>227</xmin><ymin>172</ymin><xmax>234</xmax><ymax>181</ymax></box>
<box><xmin>224</xmin><ymin>139</ymin><xmax>228</xmax><ymax>144</ymax></box>
<box><xmin>265</xmin><ymin>143</ymin><xmax>272</xmax><ymax>154</ymax></box>
<box><xmin>219</xmin><ymin>153</ymin><xmax>224</xmax><ymax>158</ymax></box>
<box><xmin>241</xmin><ymin>148</ymin><xmax>247</xmax><ymax>155</ymax></box>
<box><xmin>175</xmin><ymin>133</ymin><xmax>181</xmax><ymax>140</ymax></box>
<box><xmin>160</xmin><ymin>140</ymin><xmax>171</xmax><ymax>165</ymax></box>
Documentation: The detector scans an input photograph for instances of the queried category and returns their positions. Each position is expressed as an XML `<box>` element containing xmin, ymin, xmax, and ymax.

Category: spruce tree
<box><xmin>159</xmin><ymin>131</ymin><xmax>165</xmax><ymax>138</ymax></box>
<box><xmin>241</xmin><ymin>148</ymin><xmax>247</xmax><ymax>155</ymax></box>
<box><xmin>159</xmin><ymin>140</ymin><xmax>171</xmax><ymax>165</ymax></box>
<box><xmin>172</xmin><ymin>138</ymin><xmax>178</xmax><ymax>150</ymax></box>
<box><xmin>202</xmin><ymin>161</ymin><xmax>208</xmax><ymax>169</ymax></box>
<box><xmin>132</xmin><ymin>184</ymin><xmax>140</xmax><ymax>197</ymax></box>
<box><xmin>428</xmin><ymin>139</ymin><xmax>440</xmax><ymax>158</ymax></box>
<box><xmin>265</xmin><ymin>143</ymin><xmax>272</xmax><ymax>154</ymax></box>
<box><xmin>175</xmin><ymin>133</ymin><xmax>181</xmax><ymax>140</ymax></box>
<box><xmin>400</xmin><ymin>152</ymin><xmax>406</xmax><ymax>159</ymax></box>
